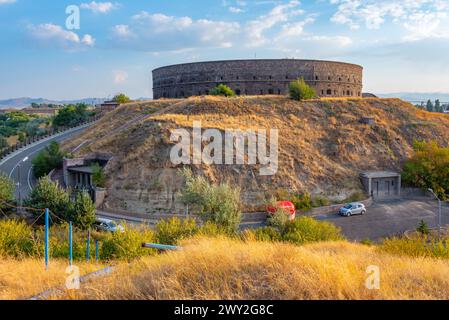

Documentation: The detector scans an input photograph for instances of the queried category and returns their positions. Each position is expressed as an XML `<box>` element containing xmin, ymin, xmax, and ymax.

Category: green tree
<box><xmin>53</xmin><ymin>103</ymin><xmax>89</xmax><ymax>128</ymax></box>
<box><xmin>32</xmin><ymin>141</ymin><xmax>66</xmax><ymax>178</ymax></box>
<box><xmin>209</xmin><ymin>84</ymin><xmax>236</xmax><ymax>97</ymax></box>
<box><xmin>0</xmin><ymin>136</ymin><xmax>8</xmax><ymax>149</ymax></box>
<box><xmin>289</xmin><ymin>77</ymin><xmax>316</xmax><ymax>101</ymax></box>
<box><xmin>435</xmin><ymin>99</ymin><xmax>443</xmax><ymax>113</ymax></box>
<box><xmin>91</xmin><ymin>163</ymin><xmax>106</xmax><ymax>188</ymax></box>
<box><xmin>112</xmin><ymin>93</ymin><xmax>131</xmax><ymax>104</ymax></box>
<box><xmin>402</xmin><ymin>140</ymin><xmax>449</xmax><ymax>199</ymax></box>
<box><xmin>69</xmin><ymin>191</ymin><xmax>96</xmax><ymax>230</ymax></box>
<box><xmin>0</xmin><ymin>174</ymin><xmax>15</xmax><ymax>209</ymax></box>
<box><xmin>179</xmin><ymin>168</ymin><xmax>241</xmax><ymax>232</ymax></box>
<box><xmin>26</xmin><ymin>177</ymin><xmax>71</xmax><ymax>223</ymax></box>
<box><xmin>426</xmin><ymin>99</ymin><xmax>434</xmax><ymax>112</ymax></box>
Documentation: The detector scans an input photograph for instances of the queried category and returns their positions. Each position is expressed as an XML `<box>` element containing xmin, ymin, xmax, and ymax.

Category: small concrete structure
<box><xmin>360</xmin><ymin>171</ymin><xmax>401</xmax><ymax>199</ymax></box>
<box><xmin>63</xmin><ymin>153</ymin><xmax>112</xmax><ymax>207</ymax></box>
<box><xmin>98</xmin><ymin>101</ymin><xmax>120</xmax><ymax>113</ymax></box>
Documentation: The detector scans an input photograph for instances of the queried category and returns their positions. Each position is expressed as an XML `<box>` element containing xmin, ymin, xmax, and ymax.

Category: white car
<box><xmin>93</xmin><ymin>218</ymin><xmax>125</xmax><ymax>233</ymax></box>
<box><xmin>339</xmin><ymin>203</ymin><xmax>366</xmax><ymax>217</ymax></box>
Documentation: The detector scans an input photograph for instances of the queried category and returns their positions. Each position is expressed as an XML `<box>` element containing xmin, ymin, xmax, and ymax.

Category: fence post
<box><xmin>86</xmin><ymin>229</ymin><xmax>91</xmax><ymax>262</ymax></box>
<box><xmin>45</xmin><ymin>208</ymin><xmax>49</xmax><ymax>270</ymax></box>
<box><xmin>69</xmin><ymin>222</ymin><xmax>73</xmax><ymax>266</ymax></box>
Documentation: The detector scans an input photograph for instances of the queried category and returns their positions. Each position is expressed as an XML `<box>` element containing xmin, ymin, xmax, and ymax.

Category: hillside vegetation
<box><xmin>63</xmin><ymin>96</ymin><xmax>449</xmax><ymax>213</ymax></box>
<box><xmin>63</xmin><ymin>237</ymin><xmax>449</xmax><ymax>300</ymax></box>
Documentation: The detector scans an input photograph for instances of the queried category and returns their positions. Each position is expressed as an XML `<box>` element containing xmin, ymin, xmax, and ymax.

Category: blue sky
<box><xmin>1</xmin><ymin>0</ymin><xmax>449</xmax><ymax>100</ymax></box>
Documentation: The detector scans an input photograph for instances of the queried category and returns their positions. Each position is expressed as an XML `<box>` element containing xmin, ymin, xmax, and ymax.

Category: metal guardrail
<box><xmin>0</xmin><ymin>115</ymin><xmax>100</xmax><ymax>161</ymax></box>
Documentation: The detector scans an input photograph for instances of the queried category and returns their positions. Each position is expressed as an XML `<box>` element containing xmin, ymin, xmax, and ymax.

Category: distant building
<box><xmin>153</xmin><ymin>59</ymin><xmax>363</xmax><ymax>99</ymax></box>
<box><xmin>22</xmin><ymin>107</ymin><xmax>59</xmax><ymax>116</ymax></box>
<box><xmin>98</xmin><ymin>101</ymin><xmax>120</xmax><ymax>112</ymax></box>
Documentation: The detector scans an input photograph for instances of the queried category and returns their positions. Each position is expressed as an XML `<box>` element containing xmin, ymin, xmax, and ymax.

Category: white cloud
<box><xmin>0</xmin><ymin>0</ymin><xmax>16</xmax><ymax>4</ymax></box>
<box><xmin>111</xmin><ymin>11</ymin><xmax>240</xmax><ymax>52</ymax></box>
<box><xmin>80</xmin><ymin>1</ymin><xmax>118</xmax><ymax>13</ymax></box>
<box><xmin>28</xmin><ymin>23</ymin><xmax>95</xmax><ymax>50</ymax></box>
<box><xmin>229</xmin><ymin>6</ymin><xmax>244</xmax><ymax>13</ymax></box>
<box><xmin>113</xmin><ymin>70</ymin><xmax>128</xmax><ymax>84</ymax></box>
<box><xmin>330</xmin><ymin>0</ymin><xmax>449</xmax><ymax>40</ymax></box>
<box><xmin>245</xmin><ymin>0</ymin><xmax>305</xmax><ymax>47</ymax></box>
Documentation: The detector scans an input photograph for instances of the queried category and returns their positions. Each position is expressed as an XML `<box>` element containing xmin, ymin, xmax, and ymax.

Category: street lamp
<box><xmin>428</xmin><ymin>188</ymin><xmax>442</xmax><ymax>239</ymax></box>
<box><xmin>17</xmin><ymin>156</ymin><xmax>29</xmax><ymax>214</ymax></box>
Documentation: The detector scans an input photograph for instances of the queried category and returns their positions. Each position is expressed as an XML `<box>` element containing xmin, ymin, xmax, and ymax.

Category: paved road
<box><xmin>316</xmin><ymin>198</ymin><xmax>449</xmax><ymax>241</ymax></box>
<box><xmin>0</xmin><ymin>124</ymin><xmax>92</xmax><ymax>201</ymax></box>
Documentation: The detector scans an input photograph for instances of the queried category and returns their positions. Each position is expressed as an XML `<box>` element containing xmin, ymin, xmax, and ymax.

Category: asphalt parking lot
<box><xmin>316</xmin><ymin>198</ymin><xmax>449</xmax><ymax>241</ymax></box>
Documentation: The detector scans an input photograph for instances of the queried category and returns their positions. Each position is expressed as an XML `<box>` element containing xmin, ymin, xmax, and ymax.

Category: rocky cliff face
<box><xmin>63</xmin><ymin>96</ymin><xmax>449</xmax><ymax>215</ymax></box>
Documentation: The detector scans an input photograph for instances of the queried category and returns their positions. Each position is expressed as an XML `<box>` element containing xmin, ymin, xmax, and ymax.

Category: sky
<box><xmin>1</xmin><ymin>0</ymin><xmax>449</xmax><ymax>100</ymax></box>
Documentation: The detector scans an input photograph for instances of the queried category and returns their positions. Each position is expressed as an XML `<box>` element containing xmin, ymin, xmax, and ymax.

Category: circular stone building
<box><xmin>152</xmin><ymin>59</ymin><xmax>363</xmax><ymax>99</ymax></box>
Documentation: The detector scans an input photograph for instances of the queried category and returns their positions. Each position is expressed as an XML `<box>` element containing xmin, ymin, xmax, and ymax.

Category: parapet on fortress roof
<box><xmin>152</xmin><ymin>59</ymin><xmax>363</xmax><ymax>99</ymax></box>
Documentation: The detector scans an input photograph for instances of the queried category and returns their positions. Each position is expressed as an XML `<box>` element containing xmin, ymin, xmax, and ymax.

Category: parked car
<box><xmin>93</xmin><ymin>218</ymin><xmax>125</xmax><ymax>233</ymax></box>
<box><xmin>339</xmin><ymin>203</ymin><xmax>366</xmax><ymax>217</ymax></box>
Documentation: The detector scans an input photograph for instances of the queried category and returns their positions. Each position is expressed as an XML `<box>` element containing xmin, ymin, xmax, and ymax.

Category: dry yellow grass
<box><xmin>0</xmin><ymin>258</ymin><xmax>104</xmax><ymax>300</ymax></box>
<box><xmin>63</xmin><ymin>237</ymin><xmax>449</xmax><ymax>300</ymax></box>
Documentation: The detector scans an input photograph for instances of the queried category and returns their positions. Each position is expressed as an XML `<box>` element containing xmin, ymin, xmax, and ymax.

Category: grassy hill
<box><xmin>62</xmin><ymin>237</ymin><xmax>449</xmax><ymax>300</ymax></box>
<box><xmin>63</xmin><ymin>96</ymin><xmax>449</xmax><ymax>214</ymax></box>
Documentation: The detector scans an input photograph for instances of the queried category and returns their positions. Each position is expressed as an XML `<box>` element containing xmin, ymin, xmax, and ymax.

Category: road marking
<box><xmin>27</xmin><ymin>165</ymin><xmax>33</xmax><ymax>191</ymax></box>
<box><xmin>8</xmin><ymin>148</ymin><xmax>41</xmax><ymax>178</ymax></box>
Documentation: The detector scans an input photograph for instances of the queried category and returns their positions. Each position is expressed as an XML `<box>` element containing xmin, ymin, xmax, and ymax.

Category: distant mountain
<box><xmin>0</xmin><ymin>97</ymin><xmax>107</xmax><ymax>109</ymax></box>
<box><xmin>377</xmin><ymin>92</ymin><xmax>449</xmax><ymax>103</ymax></box>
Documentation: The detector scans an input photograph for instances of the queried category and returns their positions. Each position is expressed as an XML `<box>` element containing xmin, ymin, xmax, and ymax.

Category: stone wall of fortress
<box><xmin>152</xmin><ymin>59</ymin><xmax>363</xmax><ymax>99</ymax></box>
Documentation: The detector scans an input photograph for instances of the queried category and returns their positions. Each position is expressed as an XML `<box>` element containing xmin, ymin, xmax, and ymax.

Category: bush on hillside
<box><xmin>91</xmin><ymin>162</ymin><xmax>106</xmax><ymax>188</ymax></box>
<box><xmin>0</xmin><ymin>174</ymin><xmax>15</xmax><ymax>209</ymax></box>
<box><xmin>210</xmin><ymin>84</ymin><xmax>236</xmax><ymax>97</ymax></box>
<box><xmin>289</xmin><ymin>78</ymin><xmax>316</xmax><ymax>101</ymax></box>
<box><xmin>32</xmin><ymin>141</ymin><xmax>66</xmax><ymax>178</ymax></box>
<box><xmin>0</xmin><ymin>220</ymin><xmax>35</xmax><ymax>258</ymax></box>
<box><xmin>179</xmin><ymin>168</ymin><xmax>242</xmax><ymax>232</ymax></box>
<box><xmin>26</xmin><ymin>177</ymin><xmax>70</xmax><ymax>223</ymax></box>
<box><xmin>291</xmin><ymin>192</ymin><xmax>312</xmax><ymax>212</ymax></box>
<box><xmin>282</xmin><ymin>217</ymin><xmax>344</xmax><ymax>245</ymax></box>
<box><xmin>379</xmin><ymin>237</ymin><xmax>449</xmax><ymax>259</ymax></box>
<box><xmin>26</xmin><ymin>178</ymin><xmax>96</xmax><ymax>230</ymax></box>
<box><xmin>155</xmin><ymin>217</ymin><xmax>198</xmax><ymax>245</ymax></box>
<box><xmin>100</xmin><ymin>226</ymin><xmax>156</xmax><ymax>261</ymax></box>
<box><xmin>402</xmin><ymin>140</ymin><xmax>449</xmax><ymax>199</ymax></box>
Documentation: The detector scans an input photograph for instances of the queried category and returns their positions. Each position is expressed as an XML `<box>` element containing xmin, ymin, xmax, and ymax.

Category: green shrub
<box><xmin>155</xmin><ymin>217</ymin><xmax>198</xmax><ymax>245</ymax></box>
<box><xmin>179</xmin><ymin>168</ymin><xmax>242</xmax><ymax>232</ymax></box>
<box><xmin>0</xmin><ymin>220</ymin><xmax>35</xmax><ymax>258</ymax></box>
<box><xmin>0</xmin><ymin>174</ymin><xmax>15</xmax><ymax>210</ymax></box>
<box><xmin>417</xmin><ymin>220</ymin><xmax>430</xmax><ymax>235</ymax></box>
<box><xmin>402</xmin><ymin>140</ymin><xmax>449</xmax><ymax>199</ymax></box>
<box><xmin>266</xmin><ymin>209</ymin><xmax>290</xmax><ymax>231</ymax></box>
<box><xmin>69</xmin><ymin>191</ymin><xmax>96</xmax><ymax>231</ymax></box>
<box><xmin>32</xmin><ymin>141</ymin><xmax>66</xmax><ymax>179</ymax></box>
<box><xmin>198</xmin><ymin>221</ymin><xmax>234</xmax><ymax>238</ymax></box>
<box><xmin>312</xmin><ymin>195</ymin><xmax>330</xmax><ymax>207</ymax></box>
<box><xmin>100</xmin><ymin>226</ymin><xmax>156</xmax><ymax>261</ymax></box>
<box><xmin>91</xmin><ymin>162</ymin><xmax>106</xmax><ymax>188</ymax></box>
<box><xmin>254</xmin><ymin>227</ymin><xmax>282</xmax><ymax>242</ymax></box>
<box><xmin>291</xmin><ymin>192</ymin><xmax>312</xmax><ymax>212</ymax></box>
<box><xmin>379</xmin><ymin>237</ymin><xmax>449</xmax><ymax>259</ymax></box>
<box><xmin>342</xmin><ymin>191</ymin><xmax>367</xmax><ymax>203</ymax></box>
<box><xmin>26</xmin><ymin>177</ymin><xmax>71</xmax><ymax>223</ymax></box>
<box><xmin>210</xmin><ymin>84</ymin><xmax>235</xmax><ymax>97</ymax></box>
<box><xmin>289</xmin><ymin>77</ymin><xmax>316</xmax><ymax>101</ymax></box>
<box><xmin>282</xmin><ymin>217</ymin><xmax>344</xmax><ymax>245</ymax></box>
